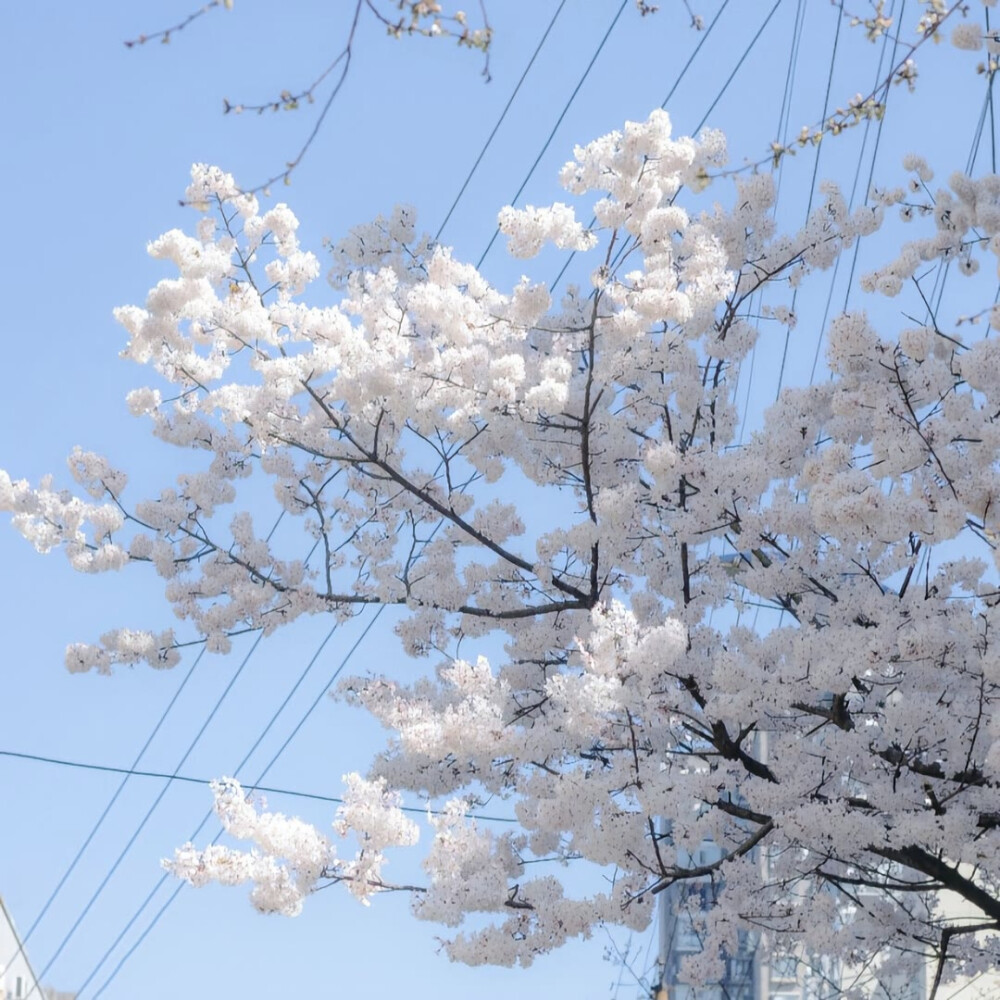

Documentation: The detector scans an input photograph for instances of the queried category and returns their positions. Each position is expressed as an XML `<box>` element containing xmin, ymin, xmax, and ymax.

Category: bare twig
<box><xmin>132</xmin><ymin>0</ymin><xmax>492</xmax><ymax>192</ymax></box>
<box><xmin>124</xmin><ymin>0</ymin><xmax>231</xmax><ymax>48</ymax></box>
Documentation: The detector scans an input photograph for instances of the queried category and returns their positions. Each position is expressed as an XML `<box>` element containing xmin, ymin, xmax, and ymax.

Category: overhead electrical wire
<box><xmin>7</xmin><ymin>509</ymin><xmax>287</xmax><ymax>986</ymax></box>
<box><xmin>549</xmin><ymin>0</ymin><xmax>776</xmax><ymax>296</ymax></box>
<box><xmin>0</xmin><ymin>749</ymin><xmax>515</xmax><ymax>824</ymax></box>
<box><xmin>72</xmin><ymin>484</ymin><xmax>466</xmax><ymax>992</ymax></box>
<box><xmin>0</xmin><ymin>647</ymin><xmax>205</xmax><ymax>974</ymax></box>
<box><xmin>77</xmin><ymin>464</ymin><xmax>476</xmax><ymax>993</ymax></box>
<box><xmin>435</xmin><ymin>0</ymin><xmax>568</xmax><ymax>243</ymax></box>
<box><xmin>762</xmin><ymin>1</ymin><xmax>859</xmax><ymax>630</ymax></box>
<box><xmin>74</xmin><ymin>614</ymin><xmax>366</xmax><ymax>998</ymax></box>
<box><xmin>550</xmin><ymin>0</ymin><xmax>736</xmax><ymax>296</ymax></box>
<box><xmin>691</xmin><ymin>0</ymin><xmax>783</xmax><ymax>135</ymax></box>
<box><xmin>772</xmin><ymin>0</ymin><xmax>844</xmax><ymax>401</ymax></box>
<box><xmin>978</xmin><ymin>7</ymin><xmax>999</xmax><ymax>336</ymax></box>
<box><xmin>77</xmin><ymin>463</ymin><xmax>492</xmax><ymax>993</ymax></box>
<box><xmin>720</xmin><ymin>0</ymin><xmax>807</xmax><ymax>632</ymax></box>
<box><xmin>79</xmin><ymin>607</ymin><xmax>390</xmax><ymax>997</ymax></box>
<box><xmin>26</xmin><ymin>628</ymin><xmax>274</xmax><ymax>995</ymax></box>
<box><xmin>838</xmin><ymin>0</ymin><xmax>908</xmax><ymax>316</ymax></box>
<box><xmin>987</xmin><ymin>8</ymin><xmax>997</xmax><ymax>175</ymax></box>
<box><xmin>733</xmin><ymin>0</ymin><xmax>807</xmax><ymax>447</ymax></box>
<box><xmin>659</xmin><ymin>0</ymin><xmax>733</xmax><ymax>113</ymax></box>
<box><xmin>771</xmin><ymin>0</ymin><xmax>807</xmax><ymax>208</ymax></box>
<box><xmin>26</xmin><ymin>7</ymin><xmax>581</xmax><ymax>978</ymax></box>
<box><xmin>56</xmin><ymin>10</ymin><xmax>638</xmax><ymax>990</ymax></box>
<box><xmin>919</xmin><ymin>11</ymin><xmax>998</xmax><ymax>335</ymax></box>
<box><xmin>808</xmin><ymin>0</ymin><xmax>903</xmax><ymax>384</ymax></box>
<box><xmin>476</xmin><ymin>0</ymin><xmax>630</xmax><ymax>269</ymax></box>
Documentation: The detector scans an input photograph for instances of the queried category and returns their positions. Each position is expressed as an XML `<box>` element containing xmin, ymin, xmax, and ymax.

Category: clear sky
<box><xmin>0</xmin><ymin>2</ymin><xmax>993</xmax><ymax>998</ymax></box>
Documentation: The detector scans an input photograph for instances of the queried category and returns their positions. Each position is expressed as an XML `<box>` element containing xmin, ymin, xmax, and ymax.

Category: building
<box><xmin>0</xmin><ymin>896</ymin><xmax>73</xmax><ymax>1000</ymax></box>
<box><xmin>0</xmin><ymin>896</ymin><xmax>41</xmax><ymax>1000</ymax></box>
<box><xmin>651</xmin><ymin>707</ymin><xmax>1000</xmax><ymax>999</ymax></box>
<box><xmin>654</xmin><ymin>840</ymin><xmax>841</xmax><ymax>1000</ymax></box>
<box><xmin>653</xmin><ymin>839</ymin><xmax>1000</xmax><ymax>999</ymax></box>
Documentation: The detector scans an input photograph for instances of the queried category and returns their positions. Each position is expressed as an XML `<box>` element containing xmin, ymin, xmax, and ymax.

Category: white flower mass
<box><xmin>5</xmin><ymin>101</ymin><xmax>1000</xmax><ymax>991</ymax></box>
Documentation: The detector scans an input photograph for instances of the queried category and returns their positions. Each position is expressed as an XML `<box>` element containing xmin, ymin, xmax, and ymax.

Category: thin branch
<box><xmin>124</xmin><ymin>0</ymin><xmax>230</xmax><ymax>48</ymax></box>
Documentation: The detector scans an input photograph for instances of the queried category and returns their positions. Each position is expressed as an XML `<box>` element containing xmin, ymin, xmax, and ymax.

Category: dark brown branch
<box><xmin>650</xmin><ymin>819</ymin><xmax>775</xmax><ymax>895</ymax></box>
<box><xmin>299</xmin><ymin>382</ymin><xmax>591</xmax><ymax>605</ymax></box>
<box><xmin>871</xmin><ymin>844</ymin><xmax>1000</xmax><ymax>925</ymax></box>
<box><xmin>454</xmin><ymin>598</ymin><xmax>590</xmax><ymax>620</ymax></box>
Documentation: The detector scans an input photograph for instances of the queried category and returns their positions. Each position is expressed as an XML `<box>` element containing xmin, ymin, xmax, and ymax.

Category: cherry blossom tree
<box><xmin>5</xmin><ymin>14</ymin><xmax>1000</xmax><ymax>1000</ymax></box>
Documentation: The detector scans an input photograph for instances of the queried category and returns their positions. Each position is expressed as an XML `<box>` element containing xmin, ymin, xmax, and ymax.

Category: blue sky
<box><xmin>0</xmin><ymin>2</ymin><xmax>994</xmax><ymax>998</ymax></box>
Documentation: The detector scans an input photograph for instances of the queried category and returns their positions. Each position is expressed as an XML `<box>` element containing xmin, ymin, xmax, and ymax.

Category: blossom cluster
<box><xmin>168</xmin><ymin>773</ymin><xmax>418</xmax><ymax>912</ymax></box>
<box><xmin>5</xmin><ymin>103</ymin><xmax>1000</xmax><ymax>989</ymax></box>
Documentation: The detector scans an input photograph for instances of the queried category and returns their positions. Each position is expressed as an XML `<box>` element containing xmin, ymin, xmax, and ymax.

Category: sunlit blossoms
<box><xmin>6</xmin><ymin>103</ymin><xmax>1000</xmax><ymax>994</ymax></box>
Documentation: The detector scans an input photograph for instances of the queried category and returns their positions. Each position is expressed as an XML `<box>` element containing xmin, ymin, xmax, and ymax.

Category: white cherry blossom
<box><xmin>5</xmin><ymin>106</ymin><xmax>1000</xmax><ymax>992</ymax></box>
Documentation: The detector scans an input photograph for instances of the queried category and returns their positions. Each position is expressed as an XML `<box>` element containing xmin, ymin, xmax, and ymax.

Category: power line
<box><xmin>73</xmin><ymin>611</ymin><xmax>349</xmax><ymax>997</ymax></box>
<box><xmin>693</xmin><ymin>0</ymin><xmax>783</xmax><ymax>134</ymax></box>
<box><xmin>988</xmin><ymin>8</ymin><xmax>997</xmax><ymax>175</ymax></box>
<box><xmin>90</xmin><ymin>885</ymin><xmax>181</xmax><ymax>1000</ymax></box>
<box><xmin>809</xmin><ymin>0</ymin><xmax>903</xmax><ymax>383</ymax></box>
<box><xmin>734</xmin><ymin>0</ymin><xmax>807</xmax><ymax>446</ymax></box>
<box><xmin>773</xmin><ymin>0</ymin><xmax>844</xmax><ymax>401</ymax></box>
<box><xmin>921</xmin><ymin>5</ymin><xmax>996</xmax><ymax>335</ymax></box>
<box><xmin>77</xmin><ymin>462</ymin><xmax>475</xmax><ymax>993</ymax></box>
<box><xmin>47</xmin><ymin>18</ymin><xmax>592</xmax><ymax>967</ymax></box>
<box><xmin>26</xmin><ymin>629</ymin><xmax>272</xmax><ymax>995</ymax></box>
<box><xmin>476</xmin><ymin>0</ymin><xmax>630</xmax><ymax>270</ymax></box>
<box><xmin>0</xmin><ymin>748</ymin><xmax>515</xmax><ymax>824</ymax></box>
<box><xmin>34</xmin><ymin>476</ymin><xmax>408</xmax><ymax>997</ymax></box>
<box><xmin>0</xmin><ymin>648</ymin><xmax>205</xmax><ymax>975</ymax></box>
<box><xmin>435</xmin><ymin>0</ymin><xmax>567</xmax><ymax>243</ymax></box>
<box><xmin>77</xmin><ymin>608</ymin><xmax>381</xmax><ymax>997</ymax></box>
<box><xmin>773</xmin><ymin>0</ymin><xmax>807</xmax><ymax>199</ymax></box>
<box><xmin>549</xmin><ymin>0</ymin><xmax>770</xmax><ymax>296</ymax></box>
<box><xmin>8</xmin><ymin>511</ymin><xmax>289</xmax><ymax>985</ymax></box>
<box><xmin>68</xmin><ymin>8</ymin><xmax>644</xmax><ymax>979</ymax></box>
<box><xmin>554</xmin><ymin>0</ymin><xmax>801</xmax><ymax>306</ymax></box>
<box><xmin>712</xmin><ymin>0</ymin><xmax>808</xmax><ymax>621</ymax></box>
<box><xmin>659</xmin><ymin>0</ymin><xmax>733</xmax><ymax>113</ymax></box>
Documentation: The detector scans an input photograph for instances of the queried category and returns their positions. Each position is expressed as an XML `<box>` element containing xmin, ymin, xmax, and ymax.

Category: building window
<box><xmin>771</xmin><ymin>955</ymin><xmax>799</xmax><ymax>983</ymax></box>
